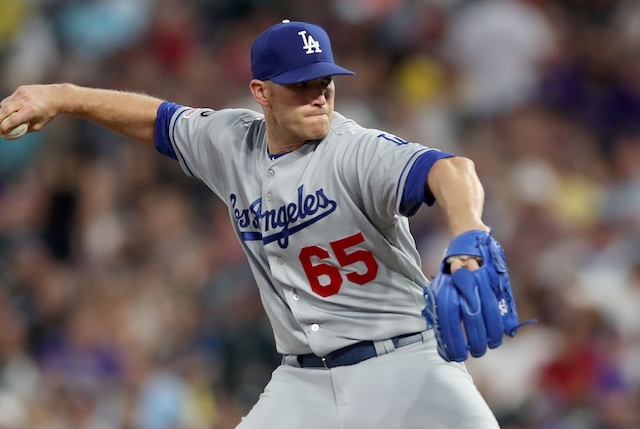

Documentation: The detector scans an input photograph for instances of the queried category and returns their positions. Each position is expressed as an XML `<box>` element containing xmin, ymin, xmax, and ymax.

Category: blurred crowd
<box><xmin>0</xmin><ymin>0</ymin><xmax>640</xmax><ymax>428</ymax></box>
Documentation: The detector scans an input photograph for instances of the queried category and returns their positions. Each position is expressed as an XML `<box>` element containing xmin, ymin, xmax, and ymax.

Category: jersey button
<box><xmin>267</xmin><ymin>169</ymin><xmax>275</xmax><ymax>178</ymax></box>
<box><xmin>311</xmin><ymin>323</ymin><xmax>320</xmax><ymax>332</ymax></box>
<box><xmin>266</xmin><ymin>193</ymin><xmax>272</xmax><ymax>201</ymax></box>
<box><xmin>277</xmin><ymin>257</ymin><xmax>284</xmax><ymax>265</ymax></box>
<box><xmin>292</xmin><ymin>293</ymin><xmax>300</xmax><ymax>301</ymax></box>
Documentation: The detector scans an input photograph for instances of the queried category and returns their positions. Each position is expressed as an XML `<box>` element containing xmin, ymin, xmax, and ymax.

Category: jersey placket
<box><xmin>261</xmin><ymin>156</ymin><xmax>329</xmax><ymax>353</ymax></box>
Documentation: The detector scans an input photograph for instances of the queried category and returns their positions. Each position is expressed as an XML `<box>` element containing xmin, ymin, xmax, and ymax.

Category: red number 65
<box><xmin>299</xmin><ymin>232</ymin><xmax>379</xmax><ymax>297</ymax></box>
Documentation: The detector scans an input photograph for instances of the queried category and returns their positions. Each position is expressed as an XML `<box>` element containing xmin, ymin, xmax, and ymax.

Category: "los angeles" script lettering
<box><xmin>231</xmin><ymin>185</ymin><xmax>337</xmax><ymax>248</ymax></box>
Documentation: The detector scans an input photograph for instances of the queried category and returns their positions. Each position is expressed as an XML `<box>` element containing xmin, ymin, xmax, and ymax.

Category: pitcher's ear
<box><xmin>250</xmin><ymin>79</ymin><xmax>270</xmax><ymax>107</ymax></box>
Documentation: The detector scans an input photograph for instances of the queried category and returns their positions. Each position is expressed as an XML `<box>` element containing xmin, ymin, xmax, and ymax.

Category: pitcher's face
<box><xmin>266</xmin><ymin>77</ymin><xmax>335</xmax><ymax>143</ymax></box>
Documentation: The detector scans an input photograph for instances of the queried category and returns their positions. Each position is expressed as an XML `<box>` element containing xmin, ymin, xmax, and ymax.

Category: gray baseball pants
<box><xmin>235</xmin><ymin>330</ymin><xmax>500</xmax><ymax>429</ymax></box>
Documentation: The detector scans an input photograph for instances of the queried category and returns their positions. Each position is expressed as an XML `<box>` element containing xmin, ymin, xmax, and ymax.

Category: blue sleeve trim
<box><xmin>400</xmin><ymin>150</ymin><xmax>454</xmax><ymax>216</ymax></box>
<box><xmin>154</xmin><ymin>101</ymin><xmax>183</xmax><ymax>160</ymax></box>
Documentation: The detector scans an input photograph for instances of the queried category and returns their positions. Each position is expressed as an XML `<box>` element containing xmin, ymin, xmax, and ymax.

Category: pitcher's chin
<box><xmin>304</xmin><ymin>115</ymin><xmax>330</xmax><ymax>136</ymax></box>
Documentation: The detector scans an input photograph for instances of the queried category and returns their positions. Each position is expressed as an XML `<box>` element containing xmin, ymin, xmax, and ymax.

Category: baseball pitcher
<box><xmin>0</xmin><ymin>20</ymin><xmax>531</xmax><ymax>429</ymax></box>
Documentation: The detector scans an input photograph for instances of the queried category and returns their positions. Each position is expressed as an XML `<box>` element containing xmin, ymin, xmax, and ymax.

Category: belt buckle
<box><xmin>321</xmin><ymin>356</ymin><xmax>329</xmax><ymax>369</ymax></box>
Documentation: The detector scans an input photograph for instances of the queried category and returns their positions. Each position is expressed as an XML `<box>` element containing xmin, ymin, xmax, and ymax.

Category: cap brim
<box><xmin>270</xmin><ymin>62</ymin><xmax>355</xmax><ymax>85</ymax></box>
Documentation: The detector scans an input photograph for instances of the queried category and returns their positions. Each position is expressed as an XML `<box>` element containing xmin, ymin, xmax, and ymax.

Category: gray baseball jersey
<box><xmin>155</xmin><ymin>103</ymin><xmax>501</xmax><ymax>429</ymax></box>
<box><xmin>156</xmin><ymin>104</ymin><xmax>449</xmax><ymax>357</ymax></box>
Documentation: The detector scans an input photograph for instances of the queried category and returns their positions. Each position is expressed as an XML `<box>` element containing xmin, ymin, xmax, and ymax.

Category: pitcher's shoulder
<box><xmin>210</xmin><ymin>108</ymin><xmax>266</xmax><ymax>142</ymax></box>
<box><xmin>211</xmin><ymin>108</ymin><xmax>264</xmax><ymax>127</ymax></box>
<box><xmin>330</xmin><ymin>112</ymin><xmax>363</xmax><ymax>135</ymax></box>
<box><xmin>331</xmin><ymin>112</ymin><xmax>385</xmax><ymax>139</ymax></box>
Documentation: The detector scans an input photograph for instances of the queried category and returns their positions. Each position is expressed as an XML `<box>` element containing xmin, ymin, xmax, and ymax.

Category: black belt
<box><xmin>296</xmin><ymin>332</ymin><xmax>424</xmax><ymax>369</ymax></box>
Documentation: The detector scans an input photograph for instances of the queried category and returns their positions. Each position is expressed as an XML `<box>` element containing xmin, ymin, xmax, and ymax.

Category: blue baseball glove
<box><xmin>422</xmin><ymin>230</ymin><xmax>532</xmax><ymax>362</ymax></box>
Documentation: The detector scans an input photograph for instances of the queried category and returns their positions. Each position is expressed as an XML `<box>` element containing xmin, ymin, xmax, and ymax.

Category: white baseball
<box><xmin>1</xmin><ymin>116</ymin><xmax>29</xmax><ymax>140</ymax></box>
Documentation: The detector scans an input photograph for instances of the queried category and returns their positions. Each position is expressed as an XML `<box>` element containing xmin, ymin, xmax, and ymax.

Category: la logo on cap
<box><xmin>298</xmin><ymin>30</ymin><xmax>322</xmax><ymax>54</ymax></box>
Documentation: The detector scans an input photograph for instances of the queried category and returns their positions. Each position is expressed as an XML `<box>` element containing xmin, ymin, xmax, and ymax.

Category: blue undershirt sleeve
<box><xmin>400</xmin><ymin>150</ymin><xmax>454</xmax><ymax>216</ymax></box>
<box><xmin>154</xmin><ymin>101</ymin><xmax>184</xmax><ymax>160</ymax></box>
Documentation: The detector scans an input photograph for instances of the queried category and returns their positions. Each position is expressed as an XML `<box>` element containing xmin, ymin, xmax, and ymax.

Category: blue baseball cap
<box><xmin>251</xmin><ymin>20</ymin><xmax>355</xmax><ymax>85</ymax></box>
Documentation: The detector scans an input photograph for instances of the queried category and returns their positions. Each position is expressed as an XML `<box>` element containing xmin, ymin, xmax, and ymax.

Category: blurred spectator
<box><xmin>446</xmin><ymin>0</ymin><xmax>557</xmax><ymax>117</ymax></box>
<box><xmin>600</xmin><ymin>134</ymin><xmax>640</xmax><ymax>235</ymax></box>
<box><xmin>539</xmin><ymin>0</ymin><xmax>640</xmax><ymax>159</ymax></box>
